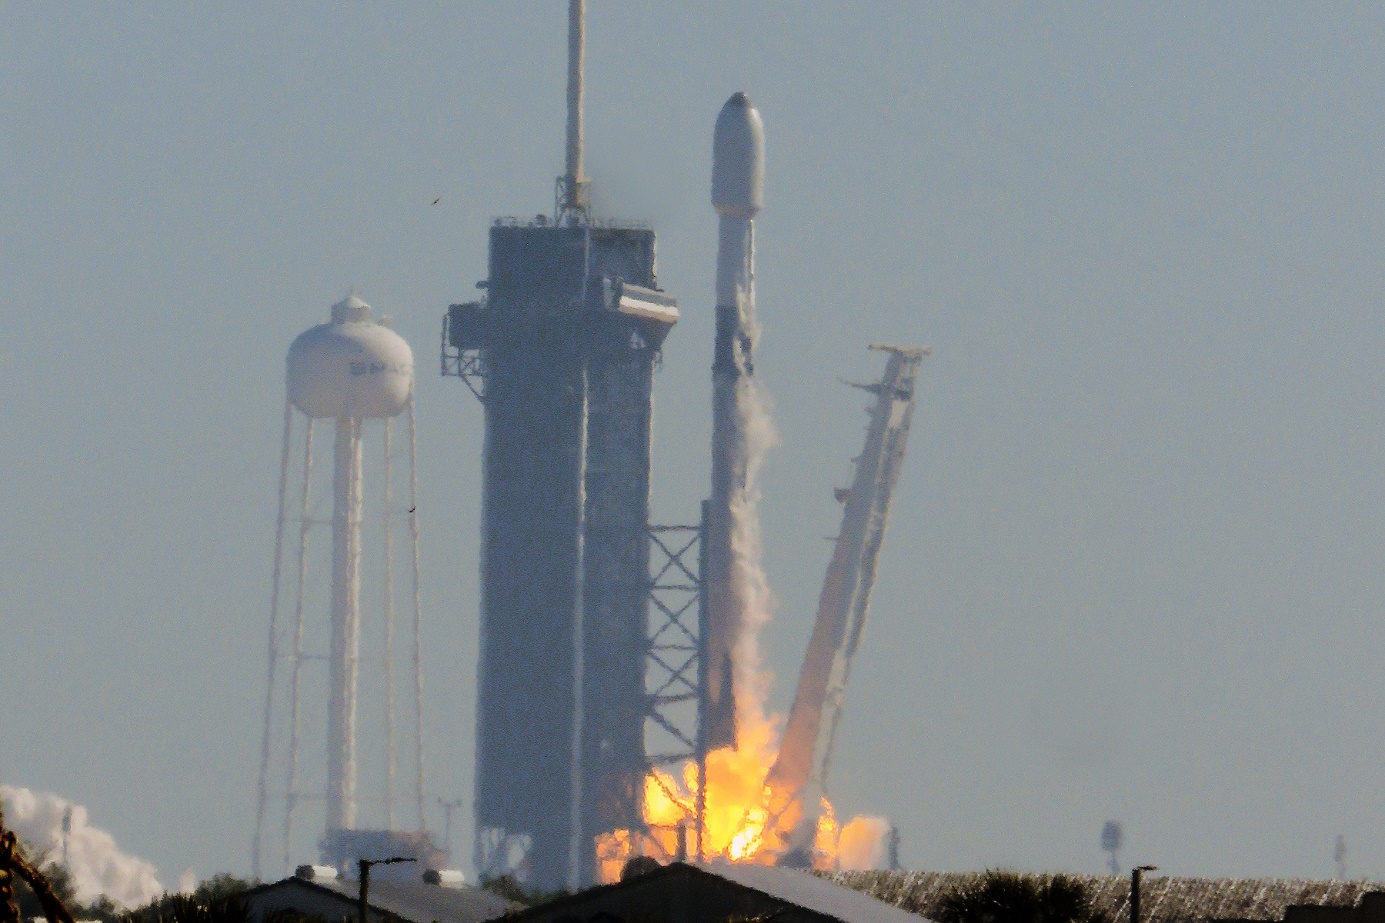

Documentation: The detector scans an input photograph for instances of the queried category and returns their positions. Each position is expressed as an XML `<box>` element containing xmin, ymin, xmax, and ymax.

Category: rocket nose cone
<box><xmin>712</xmin><ymin>92</ymin><xmax>764</xmax><ymax>218</ymax></box>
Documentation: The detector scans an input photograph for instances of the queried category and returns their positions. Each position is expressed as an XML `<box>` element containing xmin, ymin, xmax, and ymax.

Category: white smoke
<box><xmin>836</xmin><ymin>815</ymin><xmax>893</xmax><ymax>871</ymax></box>
<box><xmin>728</xmin><ymin>375</ymin><xmax>780</xmax><ymax>726</ymax></box>
<box><xmin>1</xmin><ymin>785</ymin><xmax>167</xmax><ymax>909</ymax></box>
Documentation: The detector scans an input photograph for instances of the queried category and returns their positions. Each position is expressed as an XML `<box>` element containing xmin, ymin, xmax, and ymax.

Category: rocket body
<box><xmin>704</xmin><ymin>93</ymin><xmax>765</xmax><ymax>749</ymax></box>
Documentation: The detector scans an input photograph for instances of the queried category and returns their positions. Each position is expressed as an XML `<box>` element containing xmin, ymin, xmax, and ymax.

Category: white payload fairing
<box><xmin>704</xmin><ymin>92</ymin><xmax>766</xmax><ymax>749</ymax></box>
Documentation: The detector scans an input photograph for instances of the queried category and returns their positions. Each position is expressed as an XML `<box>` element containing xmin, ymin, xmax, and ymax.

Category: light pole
<box><xmin>1131</xmin><ymin>865</ymin><xmax>1157</xmax><ymax>923</ymax></box>
<box><xmin>357</xmin><ymin>856</ymin><xmax>415</xmax><ymax>923</ymax></box>
<box><xmin>437</xmin><ymin>798</ymin><xmax>462</xmax><ymax>862</ymax></box>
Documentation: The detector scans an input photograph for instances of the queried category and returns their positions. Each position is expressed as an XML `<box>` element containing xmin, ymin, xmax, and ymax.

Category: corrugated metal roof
<box><xmin>243</xmin><ymin>875</ymin><xmax>517</xmax><ymax>923</ymax></box>
<box><xmin>504</xmin><ymin>862</ymin><xmax>928</xmax><ymax>922</ymax></box>
<box><xmin>701</xmin><ymin>862</ymin><xmax>927</xmax><ymax>923</ymax></box>
<box><xmin>824</xmin><ymin>872</ymin><xmax>1384</xmax><ymax>923</ymax></box>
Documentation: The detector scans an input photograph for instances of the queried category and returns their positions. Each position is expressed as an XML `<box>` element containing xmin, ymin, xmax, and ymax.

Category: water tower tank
<box><xmin>287</xmin><ymin>295</ymin><xmax>414</xmax><ymax>420</ymax></box>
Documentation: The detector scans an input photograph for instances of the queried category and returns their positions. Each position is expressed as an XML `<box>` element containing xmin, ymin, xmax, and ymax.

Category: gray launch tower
<box><xmin>441</xmin><ymin>1</ymin><xmax>679</xmax><ymax>889</ymax></box>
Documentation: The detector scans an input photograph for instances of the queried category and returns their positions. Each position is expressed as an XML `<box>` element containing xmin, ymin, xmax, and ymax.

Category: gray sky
<box><xmin>3</xmin><ymin>1</ymin><xmax>1385</xmax><ymax>885</ymax></box>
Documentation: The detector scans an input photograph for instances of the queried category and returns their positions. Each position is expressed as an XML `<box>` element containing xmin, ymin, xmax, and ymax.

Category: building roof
<box><xmin>825</xmin><ymin>871</ymin><xmax>1385</xmax><ymax>923</ymax></box>
<box><xmin>704</xmin><ymin>862</ymin><xmax>926</xmax><ymax>923</ymax></box>
<box><xmin>508</xmin><ymin>861</ymin><xmax>925</xmax><ymax>923</ymax></box>
<box><xmin>242</xmin><ymin>874</ymin><xmax>517</xmax><ymax>923</ymax></box>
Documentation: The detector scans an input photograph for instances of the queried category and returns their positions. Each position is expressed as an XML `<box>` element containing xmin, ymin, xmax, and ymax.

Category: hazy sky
<box><xmin>4</xmin><ymin>2</ymin><xmax>1385</xmax><ymax>886</ymax></box>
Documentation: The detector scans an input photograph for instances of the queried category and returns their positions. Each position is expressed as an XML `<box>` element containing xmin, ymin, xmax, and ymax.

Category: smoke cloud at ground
<box><xmin>837</xmin><ymin>816</ymin><xmax>893</xmax><ymax>871</ymax></box>
<box><xmin>1</xmin><ymin>784</ymin><xmax>185</xmax><ymax>909</ymax></box>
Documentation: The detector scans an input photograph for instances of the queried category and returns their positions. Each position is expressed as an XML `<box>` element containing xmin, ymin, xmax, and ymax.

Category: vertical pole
<box><xmin>1130</xmin><ymin>868</ymin><xmax>1140</xmax><ymax>923</ymax></box>
<box><xmin>283</xmin><ymin>420</ymin><xmax>315</xmax><ymax>872</ymax></box>
<box><xmin>694</xmin><ymin>499</ymin><xmax>710</xmax><ymax>861</ymax></box>
<box><xmin>357</xmin><ymin>860</ymin><xmax>370</xmax><ymax>923</ymax></box>
<box><xmin>439</xmin><ymin>799</ymin><xmax>461</xmax><ymax>862</ymax></box>
<box><xmin>407</xmin><ymin>398</ymin><xmax>426</xmax><ymax>832</ymax></box>
<box><xmin>567</xmin><ymin>365</ymin><xmax>590</xmax><ymax>891</ymax></box>
<box><xmin>564</xmin><ymin>0</ymin><xmax>584</xmax><ymax>183</ymax></box>
<box><xmin>327</xmin><ymin>415</ymin><xmax>364</xmax><ymax>831</ymax></box>
<box><xmin>382</xmin><ymin>419</ymin><xmax>397</xmax><ymax>830</ymax></box>
<box><xmin>253</xmin><ymin>400</ymin><xmax>294</xmax><ymax>879</ymax></box>
<box><xmin>562</xmin><ymin>0</ymin><xmax>587</xmax><ymax>216</ymax></box>
<box><xmin>1131</xmin><ymin>866</ymin><xmax>1156</xmax><ymax>923</ymax></box>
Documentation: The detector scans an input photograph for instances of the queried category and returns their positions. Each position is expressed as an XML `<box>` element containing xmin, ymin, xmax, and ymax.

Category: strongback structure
<box><xmin>765</xmin><ymin>345</ymin><xmax>928</xmax><ymax>861</ymax></box>
<box><xmin>441</xmin><ymin>1</ymin><xmax>679</xmax><ymax>888</ymax></box>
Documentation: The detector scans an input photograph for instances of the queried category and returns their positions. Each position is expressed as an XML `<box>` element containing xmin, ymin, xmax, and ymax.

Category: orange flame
<box><xmin>594</xmin><ymin>380</ymin><xmax>891</xmax><ymax>882</ymax></box>
<box><xmin>594</xmin><ymin>708</ymin><xmax>883</xmax><ymax>882</ymax></box>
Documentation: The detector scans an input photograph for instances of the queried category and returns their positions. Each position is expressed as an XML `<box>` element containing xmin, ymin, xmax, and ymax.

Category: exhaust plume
<box><xmin>727</xmin><ymin>374</ymin><xmax>779</xmax><ymax>727</ymax></box>
<box><xmin>837</xmin><ymin>816</ymin><xmax>892</xmax><ymax>871</ymax></box>
<box><xmin>597</xmin><ymin>369</ymin><xmax>894</xmax><ymax>877</ymax></box>
<box><xmin>1</xmin><ymin>785</ymin><xmax>168</xmax><ymax>909</ymax></box>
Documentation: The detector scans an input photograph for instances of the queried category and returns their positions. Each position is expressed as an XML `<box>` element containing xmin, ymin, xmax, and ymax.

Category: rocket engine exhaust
<box><xmin>704</xmin><ymin>92</ymin><xmax>767</xmax><ymax>749</ymax></box>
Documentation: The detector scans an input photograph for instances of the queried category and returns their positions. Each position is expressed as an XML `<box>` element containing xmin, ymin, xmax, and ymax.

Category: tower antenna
<box><xmin>557</xmin><ymin>0</ymin><xmax>590</xmax><ymax>221</ymax></box>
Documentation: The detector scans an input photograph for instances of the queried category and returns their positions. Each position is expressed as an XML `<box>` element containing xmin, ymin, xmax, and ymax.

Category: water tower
<box><xmin>252</xmin><ymin>295</ymin><xmax>434</xmax><ymax>877</ymax></box>
<box><xmin>1101</xmin><ymin>820</ymin><xmax>1124</xmax><ymax>875</ymax></box>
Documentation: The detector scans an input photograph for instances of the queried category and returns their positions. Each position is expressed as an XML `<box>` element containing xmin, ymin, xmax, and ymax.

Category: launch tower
<box><xmin>442</xmin><ymin>0</ymin><xmax>679</xmax><ymax>889</ymax></box>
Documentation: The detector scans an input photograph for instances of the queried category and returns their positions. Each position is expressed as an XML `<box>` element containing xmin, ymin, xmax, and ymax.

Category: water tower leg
<box><xmin>382</xmin><ymin>418</ymin><xmax>397</xmax><ymax>831</ymax></box>
<box><xmin>253</xmin><ymin>400</ymin><xmax>294</xmax><ymax>880</ymax></box>
<box><xmin>407</xmin><ymin>397</ymin><xmax>426</xmax><ymax>832</ymax></box>
<box><xmin>283</xmin><ymin>420</ymin><xmax>316</xmax><ymax>872</ymax></box>
<box><xmin>327</xmin><ymin>415</ymin><xmax>363</xmax><ymax>832</ymax></box>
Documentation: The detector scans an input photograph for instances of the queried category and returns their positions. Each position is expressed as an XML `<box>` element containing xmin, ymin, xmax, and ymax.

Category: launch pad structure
<box><xmin>237</xmin><ymin>0</ymin><xmax>933</xmax><ymax>892</ymax></box>
<box><xmin>442</xmin><ymin>0</ymin><xmax>929</xmax><ymax>888</ymax></box>
<box><xmin>442</xmin><ymin>0</ymin><xmax>681</xmax><ymax>888</ymax></box>
<box><xmin>444</xmin><ymin>218</ymin><xmax>679</xmax><ymax>888</ymax></box>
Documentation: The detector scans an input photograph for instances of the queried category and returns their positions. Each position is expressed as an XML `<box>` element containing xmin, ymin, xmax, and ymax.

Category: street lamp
<box><xmin>1131</xmin><ymin>865</ymin><xmax>1158</xmax><ymax>923</ymax></box>
<box><xmin>357</xmin><ymin>856</ymin><xmax>415</xmax><ymax>923</ymax></box>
